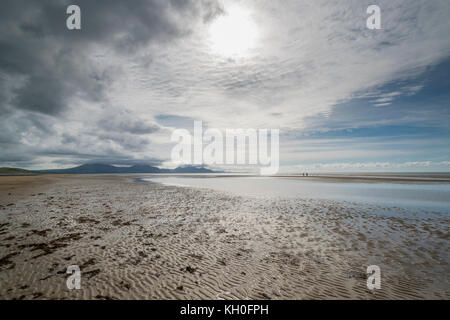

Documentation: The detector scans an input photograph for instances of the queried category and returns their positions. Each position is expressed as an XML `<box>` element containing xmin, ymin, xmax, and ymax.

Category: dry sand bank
<box><xmin>0</xmin><ymin>175</ymin><xmax>448</xmax><ymax>299</ymax></box>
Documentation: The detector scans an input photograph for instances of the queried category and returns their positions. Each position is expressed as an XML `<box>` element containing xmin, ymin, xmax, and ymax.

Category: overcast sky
<box><xmin>1</xmin><ymin>0</ymin><xmax>450</xmax><ymax>172</ymax></box>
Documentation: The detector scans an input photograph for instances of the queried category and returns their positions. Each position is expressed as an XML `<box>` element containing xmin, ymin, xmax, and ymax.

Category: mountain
<box><xmin>171</xmin><ymin>165</ymin><xmax>214</xmax><ymax>173</ymax></box>
<box><xmin>33</xmin><ymin>163</ymin><xmax>161</xmax><ymax>174</ymax></box>
<box><xmin>32</xmin><ymin>163</ymin><xmax>216</xmax><ymax>174</ymax></box>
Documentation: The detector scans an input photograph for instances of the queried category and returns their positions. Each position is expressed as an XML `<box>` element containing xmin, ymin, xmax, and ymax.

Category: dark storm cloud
<box><xmin>99</xmin><ymin>114</ymin><xmax>162</xmax><ymax>135</ymax></box>
<box><xmin>0</xmin><ymin>0</ymin><xmax>218</xmax><ymax>116</ymax></box>
<box><xmin>53</xmin><ymin>158</ymin><xmax>163</xmax><ymax>167</ymax></box>
<box><xmin>0</xmin><ymin>0</ymin><xmax>220</xmax><ymax>168</ymax></box>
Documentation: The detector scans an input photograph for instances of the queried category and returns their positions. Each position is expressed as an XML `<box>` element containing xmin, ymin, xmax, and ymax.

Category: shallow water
<box><xmin>140</xmin><ymin>176</ymin><xmax>450</xmax><ymax>213</ymax></box>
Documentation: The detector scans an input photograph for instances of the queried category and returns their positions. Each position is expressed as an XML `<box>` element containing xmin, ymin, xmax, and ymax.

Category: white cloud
<box><xmin>286</xmin><ymin>161</ymin><xmax>450</xmax><ymax>173</ymax></box>
<box><xmin>104</xmin><ymin>0</ymin><xmax>450</xmax><ymax>128</ymax></box>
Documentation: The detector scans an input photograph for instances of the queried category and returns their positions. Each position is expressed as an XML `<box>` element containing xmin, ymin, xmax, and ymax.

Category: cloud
<box><xmin>0</xmin><ymin>0</ymin><xmax>221</xmax><ymax>168</ymax></box>
<box><xmin>100</xmin><ymin>113</ymin><xmax>161</xmax><ymax>135</ymax></box>
<box><xmin>287</xmin><ymin>161</ymin><xmax>450</xmax><ymax>172</ymax></box>
<box><xmin>0</xmin><ymin>0</ymin><xmax>219</xmax><ymax>116</ymax></box>
<box><xmin>369</xmin><ymin>84</ymin><xmax>426</xmax><ymax>107</ymax></box>
<box><xmin>107</xmin><ymin>0</ymin><xmax>450</xmax><ymax>129</ymax></box>
<box><xmin>374</xmin><ymin>102</ymin><xmax>392</xmax><ymax>107</ymax></box>
<box><xmin>0</xmin><ymin>0</ymin><xmax>449</xmax><ymax>169</ymax></box>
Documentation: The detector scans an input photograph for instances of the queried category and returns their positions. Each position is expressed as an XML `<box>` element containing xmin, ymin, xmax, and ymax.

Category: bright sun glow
<box><xmin>208</xmin><ymin>6</ymin><xmax>259</xmax><ymax>57</ymax></box>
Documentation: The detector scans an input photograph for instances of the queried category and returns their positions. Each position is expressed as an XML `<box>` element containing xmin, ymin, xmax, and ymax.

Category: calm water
<box><xmin>140</xmin><ymin>176</ymin><xmax>450</xmax><ymax>213</ymax></box>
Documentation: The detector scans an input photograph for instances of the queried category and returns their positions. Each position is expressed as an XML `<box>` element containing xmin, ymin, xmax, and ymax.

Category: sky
<box><xmin>0</xmin><ymin>0</ymin><xmax>450</xmax><ymax>173</ymax></box>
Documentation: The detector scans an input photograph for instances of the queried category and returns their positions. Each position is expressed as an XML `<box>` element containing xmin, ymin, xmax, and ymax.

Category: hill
<box><xmin>31</xmin><ymin>163</ymin><xmax>215</xmax><ymax>174</ymax></box>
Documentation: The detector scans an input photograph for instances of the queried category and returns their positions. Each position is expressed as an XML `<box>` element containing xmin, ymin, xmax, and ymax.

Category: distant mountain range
<box><xmin>30</xmin><ymin>163</ymin><xmax>216</xmax><ymax>174</ymax></box>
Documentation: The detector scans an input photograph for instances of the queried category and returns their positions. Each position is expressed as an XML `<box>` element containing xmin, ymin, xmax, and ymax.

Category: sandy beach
<box><xmin>0</xmin><ymin>175</ymin><xmax>448</xmax><ymax>300</ymax></box>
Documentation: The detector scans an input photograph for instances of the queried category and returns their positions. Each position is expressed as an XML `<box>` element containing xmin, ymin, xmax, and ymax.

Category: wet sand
<box><xmin>138</xmin><ymin>173</ymin><xmax>450</xmax><ymax>183</ymax></box>
<box><xmin>278</xmin><ymin>175</ymin><xmax>450</xmax><ymax>183</ymax></box>
<box><xmin>0</xmin><ymin>175</ymin><xmax>448</xmax><ymax>299</ymax></box>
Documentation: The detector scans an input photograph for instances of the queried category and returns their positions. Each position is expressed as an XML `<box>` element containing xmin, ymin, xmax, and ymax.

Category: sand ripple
<box><xmin>0</xmin><ymin>175</ymin><xmax>448</xmax><ymax>299</ymax></box>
